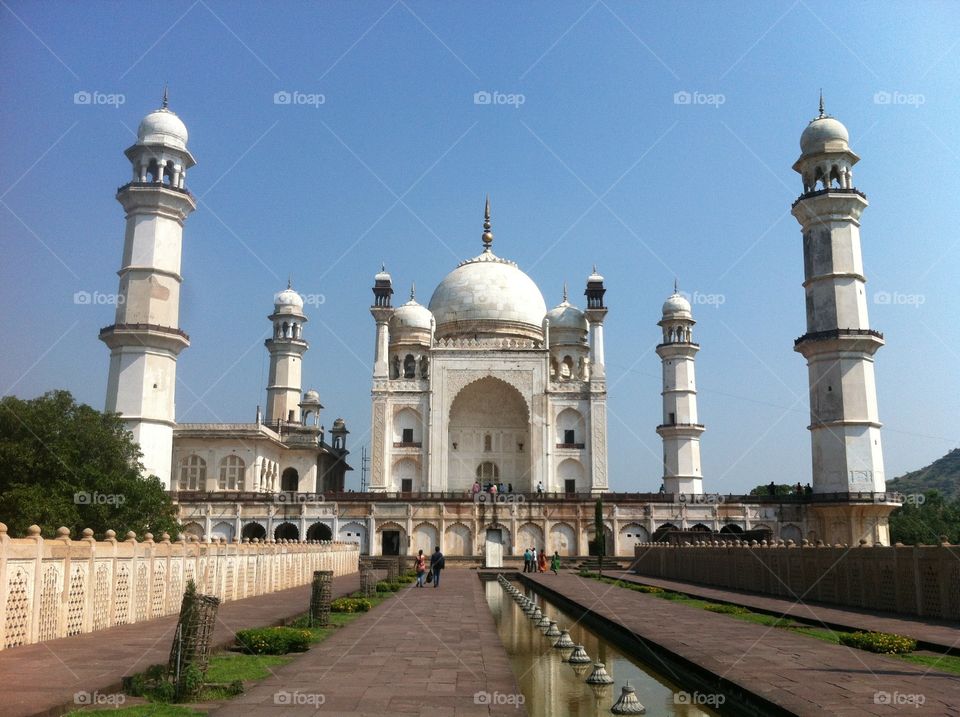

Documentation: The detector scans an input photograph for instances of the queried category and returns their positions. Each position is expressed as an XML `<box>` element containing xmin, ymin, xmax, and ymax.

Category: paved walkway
<box><xmin>0</xmin><ymin>573</ymin><xmax>361</xmax><ymax>717</ymax></box>
<box><xmin>212</xmin><ymin>570</ymin><xmax>526</xmax><ymax>717</ymax></box>
<box><xmin>524</xmin><ymin>572</ymin><xmax>959</xmax><ymax>716</ymax></box>
<box><xmin>611</xmin><ymin>571</ymin><xmax>960</xmax><ymax>653</ymax></box>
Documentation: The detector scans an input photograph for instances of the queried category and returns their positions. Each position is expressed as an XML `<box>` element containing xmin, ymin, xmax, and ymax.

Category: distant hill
<box><xmin>887</xmin><ymin>448</ymin><xmax>960</xmax><ymax>501</ymax></box>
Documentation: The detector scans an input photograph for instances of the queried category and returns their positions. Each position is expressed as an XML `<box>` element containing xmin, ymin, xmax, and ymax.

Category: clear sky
<box><xmin>1</xmin><ymin>1</ymin><xmax>958</xmax><ymax>493</ymax></box>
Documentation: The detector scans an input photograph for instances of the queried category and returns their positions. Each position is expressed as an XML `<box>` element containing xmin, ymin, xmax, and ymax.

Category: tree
<box><xmin>748</xmin><ymin>483</ymin><xmax>796</xmax><ymax>497</ymax></box>
<box><xmin>889</xmin><ymin>490</ymin><xmax>960</xmax><ymax>545</ymax></box>
<box><xmin>0</xmin><ymin>390</ymin><xmax>179</xmax><ymax>539</ymax></box>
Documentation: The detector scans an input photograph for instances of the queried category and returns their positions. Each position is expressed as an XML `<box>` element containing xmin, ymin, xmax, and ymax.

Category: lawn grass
<box><xmin>898</xmin><ymin>652</ymin><xmax>960</xmax><ymax>675</ymax></box>
<box><xmin>66</xmin><ymin>705</ymin><xmax>202</xmax><ymax>717</ymax></box>
<box><xmin>205</xmin><ymin>653</ymin><xmax>294</xmax><ymax>683</ymax></box>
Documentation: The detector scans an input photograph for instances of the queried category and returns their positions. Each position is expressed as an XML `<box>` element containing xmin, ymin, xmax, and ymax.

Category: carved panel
<box><xmin>372</xmin><ymin>400</ymin><xmax>386</xmax><ymax>486</ymax></box>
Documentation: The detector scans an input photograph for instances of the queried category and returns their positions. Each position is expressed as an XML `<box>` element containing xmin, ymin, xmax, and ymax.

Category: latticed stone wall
<box><xmin>0</xmin><ymin>523</ymin><xmax>359</xmax><ymax>650</ymax></box>
<box><xmin>631</xmin><ymin>541</ymin><xmax>960</xmax><ymax>620</ymax></box>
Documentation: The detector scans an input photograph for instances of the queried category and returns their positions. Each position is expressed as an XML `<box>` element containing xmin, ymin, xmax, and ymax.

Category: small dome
<box><xmin>274</xmin><ymin>286</ymin><xmax>304</xmax><ymax>313</ymax></box>
<box><xmin>587</xmin><ymin>266</ymin><xmax>604</xmax><ymax>283</ymax></box>
<box><xmin>303</xmin><ymin>389</ymin><xmax>320</xmax><ymax>402</ymax></box>
<box><xmin>137</xmin><ymin>108</ymin><xmax>188</xmax><ymax>150</ymax></box>
<box><xmin>390</xmin><ymin>294</ymin><xmax>433</xmax><ymax>333</ymax></box>
<box><xmin>332</xmin><ymin>417</ymin><xmax>347</xmax><ymax>430</ymax></box>
<box><xmin>662</xmin><ymin>292</ymin><xmax>691</xmax><ymax>317</ymax></box>
<box><xmin>545</xmin><ymin>299</ymin><xmax>588</xmax><ymax>332</ymax></box>
<box><xmin>800</xmin><ymin>116</ymin><xmax>849</xmax><ymax>155</ymax></box>
<box><xmin>374</xmin><ymin>265</ymin><xmax>392</xmax><ymax>282</ymax></box>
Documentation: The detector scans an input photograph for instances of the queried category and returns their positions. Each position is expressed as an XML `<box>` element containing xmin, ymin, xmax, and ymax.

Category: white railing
<box><xmin>0</xmin><ymin>523</ymin><xmax>359</xmax><ymax>650</ymax></box>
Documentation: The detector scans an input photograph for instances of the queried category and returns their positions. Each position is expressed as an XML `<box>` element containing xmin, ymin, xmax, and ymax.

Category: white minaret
<box><xmin>656</xmin><ymin>286</ymin><xmax>704</xmax><ymax>494</ymax></box>
<box><xmin>368</xmin><ymin>266</ymin><xmax>394</xmax><ymax>492</ymax></box>
<box><xmin>100</xmin><ymin>92</ymin><xmax>196</xmax><ymax>488</ymax></box>
<box><xmin>264</xmin><ymin>283</ymin><xmax>308</xmax><ymax>425</ymax></box>
<box><xmin>791</xmin><ymin>98</ymin><xmax>885</xmax><ymax>497</ymax></box>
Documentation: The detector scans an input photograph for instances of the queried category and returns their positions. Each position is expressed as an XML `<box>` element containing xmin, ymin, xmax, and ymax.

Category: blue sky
<box><xmin>1</xmin><ymin>1</ymin><xmax>958</xmax><ymax>493</ymax></box>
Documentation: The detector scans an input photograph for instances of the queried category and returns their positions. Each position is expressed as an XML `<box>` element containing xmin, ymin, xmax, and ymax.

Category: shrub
<box><xmin>578</xmin><ymin>569</ymin><xmax>598</xmax><ymax>578</ymax></box>
<box><xmin>704</xmin><ymin>603</ymin><xmax>749</xmax><ymax>615</ymax></box>
<box><xmin>387</xmin><ymin>581</ymin><xmax>403</xmax><ymax>591</ymax></box>
<box><xmin>331</xmin><ymin>597</ymin><xmax>372</xmax><ymax>613</ymax></box>
<box><xmin>235</xmin><ymin>627</ymin><xmax>312</xmax><ymax>655</ymax></box>
<box><xmin>631</xmin><ymin>585</ymin><xmax>664</xmax><ymax>594</ymax></box>
<box><xmin>659</xmin><ymin>591</ymin><xmax>686</xmax><ymax>600</ymax></box>
<box><xmin>375</xmin><ymin>580</ymin><xmax>392</xmax><ymax>592</ymax></box>
<box><xmin>838</xmin><ymin>631</ymin><xmax>917</xmax><ymax>654</ymax></box>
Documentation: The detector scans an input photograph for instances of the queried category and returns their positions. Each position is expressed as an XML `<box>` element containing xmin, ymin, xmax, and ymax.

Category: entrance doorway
<box><xmin>401</xmin><ymin>478</ymin><xmax>413</xmax><ymax>493</ymax></box>
<box><xmin>382</xmin><ymin>530</ymin><xmax>401</xmax><ymax>556</ymax></box>
<box><xmin>564</xmin><ymin>479</ymin><xmax>576</xmax><ymax>494</ymax></box>
<box><xmin>485</xmin><ymin>528</ymin><xmax>504</xmax><ymax>568</ymax></box>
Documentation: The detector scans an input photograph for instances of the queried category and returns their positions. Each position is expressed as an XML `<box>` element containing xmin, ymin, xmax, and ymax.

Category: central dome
<box><xmin>429</xmin><ymin>199</ymin><xmax>547</xmax><ymax>342</ymax></box>
<box><xmin>429</xmin><ymin>253</ymin><xmax>547</xmax><ymax>341</ymax></box>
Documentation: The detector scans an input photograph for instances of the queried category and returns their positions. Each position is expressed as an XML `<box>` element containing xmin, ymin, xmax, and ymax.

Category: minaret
<box><xmin>656</xmin><ymin>285</ymin><xmax>704</xmax><ymax>494</ymax></box>
<box><xmin>100</xmin><ymin>94</ymin><xmax>196</xmax><ymax>488</ymax></box>
<box><xmin>584</xmin><ymin>268</ymin><xmax>610</xmax><ymax>492</ymax></box>
<box><xmin>264</xmin><ymin>282</ymin><xmax>308</xmax><ymax>424</ymax></box>
<box><xmin>368</xmin><ymin>265</ymin><xmax>394</xmax><ymax>492</ymax></box>
<box><xmin>791</xmin><ymin>99</ymin><xmax>891</xmax><ymax>543</ymax></box>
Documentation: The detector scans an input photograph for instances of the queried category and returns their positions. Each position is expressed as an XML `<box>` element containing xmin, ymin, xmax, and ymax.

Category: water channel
<box><xmin>484</xmin><ymin>579</ymin><xmax>722</xmax><ymax>716</ymax></box>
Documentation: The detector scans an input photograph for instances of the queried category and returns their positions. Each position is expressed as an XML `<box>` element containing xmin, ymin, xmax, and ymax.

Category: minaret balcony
<box><xmin>117</xmin><ymin>181</ymin><xmax>193</xmax><ymax>196</ymax></box>
<box><xmin>656</xmin><ymin>422</ymin><xmax>705</xmax><ymax>435</ymax></box>
<box><xmin>791</xmin><ymin>186</ymin><xmax>867</xmax><ymax>208</ymax></box>
<box><xmin>794</xmin><ymin>328</ymin><xmax>884</xmax><ymax>357</ymax></box>
<box><xmin>99</xmin><ymin>322</ymin><xmax>190</xmax><ymax>353</ymax></box>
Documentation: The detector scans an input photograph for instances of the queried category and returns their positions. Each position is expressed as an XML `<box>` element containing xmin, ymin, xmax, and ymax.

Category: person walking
<box><xmin>430</xmin><ymin>545</ymin><xmax>445</xmax><ymax>588</ymax></box>
<box><xmin>531</xmin><ymin>546</ymin><xmax>538</xmax><ymax>572</ymax></box>
<box><xmin>523</xmin><ymin>547</ymin><xmax>532</xmax><ymax>573</ymax></box>
<box><xmin>550</xmin><ymin>551</ymin><xmax>561</xmax><ymax>575</ymax></box>
<box><xmin>538</xmin><ymin>548</ymin><xmax>547</xmax><ymax>573</ymax></box>
<box><xmin>471</xmin><ymin>480</ymin><xmax>481</xmax><ymax>497</ymax></box>
<box><xmin>414</xmin><ymin>549</ymin><xmax>427</xmax><ymax>587</ymax></box>
<box><xmin>537</xmin><ymin>481</ymin><xmax>544</xmax><ymax>496</ymax></box>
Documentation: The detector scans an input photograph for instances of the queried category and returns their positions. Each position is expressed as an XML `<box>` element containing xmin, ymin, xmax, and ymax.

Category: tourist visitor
<box><xmin>498</xmin><ymin>481</ymin><xmax>505</xmax><ymax>494</ymax></box>
<box><xmin>523</xmin><ymin>547</ymin><xmax>532</xmax><ymax>572</ymax></box>
<box><xmin>490</xmin><ymin>482</ymin><xmax>498</xmax><ymax>495</ymax></box>
<box><xmin>768</xmin><ymin>481</ymin><xmax>777</xmax><ymax>496</ymax></box>
<box><xmin>531</xmin><ymin>546</ymin><xmax>538</xmax><ymax>569</ymax></box>
<box><xmin>537</xmin><ymin>480</ymin><xmax>544</xmax><ymax>495</ymax></box>
<box><xmin>471</xmin><ymin>480</ymin><xmax>480</xmax><ymax>496</ymax></box>
<box><xmin>414</xmin><ymin>549</ymin><xmax>427</xmax><ymax>587</ymax></box>
<box><xmin>551</xmin><ymin>551</ymin><xmax>561</xmax><ymax>575</ymax></box>
<box><xmin>507</xmin><ymin>482</ymin><xmax>513</xmax><ymax>493</ymax></box>
<box><xmin>430</xmin><ymin>546</ymin><xmax>445</xmax><ymax>588</ymax></box>
<box><xmin>538</xmin><ymin>549</ymin><xmax>547</xmax><ymax>573</ymax></box>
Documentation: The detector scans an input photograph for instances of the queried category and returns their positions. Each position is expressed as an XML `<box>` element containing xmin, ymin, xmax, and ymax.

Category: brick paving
<box><xmin>611</xmin><ymin>570</ymin><xmax>960</xmax><ymax>652</ymax></box>
<box><xmin>0</xmin><ymin>573</ymin><xmax>361</xmax><ymax>717</ymax></box>
<box><xmin>211</xmin><ymin>570</ymin><xmax>526</xmax><ymax>717</ymax></box>
<box><xmin>523</xmin><ymin>572</ymin><xmax>960</xmax><ymax>716</ymax></box>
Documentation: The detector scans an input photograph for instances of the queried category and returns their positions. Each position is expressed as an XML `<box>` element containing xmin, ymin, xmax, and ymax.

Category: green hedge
<box><xmin>838</xmin><ymin>631</ymin><xmax>917</xmax><ymax>654</ymax></box>
<box><xmin>331</xmin><ymin>597</ymin><xmax>373</xmax><ymax>613</ymax></box>
<box><xmin>235</xmin><ymin>627</ymin><xmax>312</xmax><ymax>655</ymax></box>
<box><xmin>704</xmin><ymin>603</ymin><xmax>749</xmax><ymax>615</ymax></box>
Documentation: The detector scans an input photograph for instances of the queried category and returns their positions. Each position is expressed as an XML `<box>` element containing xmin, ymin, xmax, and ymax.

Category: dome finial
<box><xmin>287</xmin><ymin>274</ymin><xmax>292</xmax><ymax>290</ymax></box>
<box><xmin>674</xmin><ymin>277</ymin><xmax>679</xmax><ymax>294</ymax></box>
<box><xmin>818</xmin><ymin>88</ymin><xmax>825</xmax><ymax>118</ymax></box>
<box><xmin>562</xmin><ymin>282</ymin><xmax>568</xmax><ymax>302</ymax></box>
<box><xmin>410</xmin><ymin>282</ymin><xmax>416</xmax><ymax>301</ymax></box>
<box><xmin>481</xmin><ymin>195</ymin><xmax>493</xmax><ymax>251</ymax></box>
<box><xmin>162</xmin><ymin>83</ymin><xmax>169</xmax><ymax>110</ymax></box>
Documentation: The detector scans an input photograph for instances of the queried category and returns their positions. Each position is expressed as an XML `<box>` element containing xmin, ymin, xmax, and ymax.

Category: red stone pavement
<box><xmin>210</xmin><ymin>570</ymin><xmax>526</xmax><ymax>717</ymax></box>
<box><xmin>611</xmin><ymin>570</ymin><xmax>960</xmax><ymax>653</ymax></box>
<box><xmin>0</xmin><ymin>573</ymin><xmax>362</xmax><ymax>717</ymax></box>
<box><xmin>524</xmin><ymin>572</ymin><xmax>960</xmax><ymax>716</ymax></box>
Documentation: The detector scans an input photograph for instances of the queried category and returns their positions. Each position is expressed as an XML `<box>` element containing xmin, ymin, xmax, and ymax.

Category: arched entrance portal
<box><xmin>274</xmin><ymin>522</ymin><xmax>299</xmax><ymax>541</ymax></box>
<box><xmin>306</xmin><ymin>523</ymin><xmax>332</xmax><ymax>541</ymax></box>
<box><xmin>448</xmin><ymin>377</ymin><xmax>531</xmax><ymax>492</ymax></box>
<box><xmin>241</xmin><ymin>522</ymin><xmax>266</xmax><ymax>541</ymax></box>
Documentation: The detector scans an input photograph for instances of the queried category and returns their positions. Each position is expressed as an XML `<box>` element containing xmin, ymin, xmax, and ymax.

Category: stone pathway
<box><xmin>524</xmin><ymin>572</ymin><xmax>960</xmax><ymax>716</ymax></box>
<box><xmin>0</xmin><ymin>573</ymin><xmax>361</xmax><ymax>717</ymax></box>
<box><xmin>610</xmin><ymin>570</ymin><xmax>960</xmax><ymax>652</ymax></box>
<box><xmin>211</xmin><ymin>570</ymin><xmax>526</xmax><ymax>717</ymax></box>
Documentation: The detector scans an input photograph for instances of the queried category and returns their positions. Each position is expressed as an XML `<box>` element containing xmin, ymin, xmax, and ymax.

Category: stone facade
<box><xmin>0</xmin><ymin>523</ymin><xmax>358</xmax><ymax>651</ymax></box>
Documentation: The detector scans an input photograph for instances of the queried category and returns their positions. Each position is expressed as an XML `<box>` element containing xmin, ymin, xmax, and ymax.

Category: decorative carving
<box><xmin>445</xmin><ymin>369</ymin><xmax>534</xmax><ymax>414</ymax></box>
<box><xmin>591</xmin><ymin>401</ymin><xmax>607</xmax><ymax>486</ymax></box>
<box><xmin>372</xmin><ymin>400</ymin><xmax>386</xmax><ymax>486</ymax></box>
